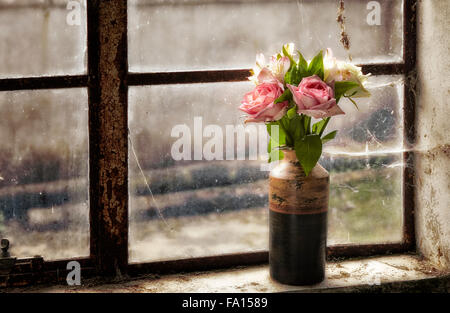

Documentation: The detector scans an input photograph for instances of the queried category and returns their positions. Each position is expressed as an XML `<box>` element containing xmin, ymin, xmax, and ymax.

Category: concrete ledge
<box><xmin>6</xmin><ymin>254</ymin><xmax>450</xmax><ymax>293</ymax></box>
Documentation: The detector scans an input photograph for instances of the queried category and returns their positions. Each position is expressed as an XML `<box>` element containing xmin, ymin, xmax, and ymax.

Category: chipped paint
<box><xmin>415</xmin><ymin>0</ymin><xmax>450</xmax><ymax>270</ymax></box>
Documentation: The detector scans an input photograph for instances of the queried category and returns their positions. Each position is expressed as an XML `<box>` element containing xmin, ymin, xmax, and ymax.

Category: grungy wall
<box><xmin>415</xmin><ymin>0</ymin><xmax>450</xmax><ymax>269</ymax></box>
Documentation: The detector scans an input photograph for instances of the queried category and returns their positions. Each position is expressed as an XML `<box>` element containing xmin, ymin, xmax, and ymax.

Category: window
<box><xmin>0</xmin><ymin>0</ymin><xmax>416</xmax><ymax>283</ymax></box>
<box><xmin>127</xmin><ymin>0</ymin><xmax>415</xmax><ymax>265</ymax></box>
<box><xmin>0</xmin><ymin>89</ymin><xmax>89</xmax><ymax>260</ymax></box>
<box><xmin>0</xmin><ymin>0</ymin><xmax>89</xmax><ymax>263</ymax></box>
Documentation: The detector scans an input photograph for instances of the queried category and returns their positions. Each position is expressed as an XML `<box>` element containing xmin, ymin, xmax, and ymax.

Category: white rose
<box><xmin>249</xmin><ymin>53</ymin><xmax>266</xmax><ymax>85</ymax></box>
<box><xmin>324</xmin><ymin>48</ymin><xmax>371</xmax><ymax>98</ymax></box>
<box><xmin>248</xmin><ymin>53</ymin><xmax>290</xmax><ymax>86</ymax></box>
<box><xmin>269</xmin><ymin>55</ymin><xmax>290</xmax><ymax>83</ymax></box>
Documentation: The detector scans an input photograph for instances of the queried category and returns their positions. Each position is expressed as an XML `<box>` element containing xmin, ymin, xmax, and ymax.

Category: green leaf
<box><xmin>288</xmin><ymin>114</ymin><xmax>305</xmax><ymax>142</ymax></box>
<box><xmin>279</xmin><ymin>116</ymin><xmax>293</xmax><ymax>146</ymax></box>
<box><xmin>294</xmin><ymin>134</ymin><xmax>323</xmax><ymax>176</ymax></box>
<box><xmin>291</xmin><ymin>67</ymin><xmax>303</xmax><ymax>86</ymax></box>
<box><xmin>268</xmin><ymin>149</ymin><xmax>284</xmax><ymax>163</ymax></box>
<box><xmin>284</xmin><ymin>66</ymin><xmax>293</xmax><ymax>85</ymax></box>
<box><xmin>268</xmin><ymin>136</ymin><xmax>283</xmax><ymax>153</ymax></box>
<box><xmin>334</xmin><ymin>81</ymin><xmax>359</xmax><ymax>102</ymax></box>
<box><xmin>284</xmin><ymin>65</ymin><xmax>297</xmax><ymax>85</ymax></box>
<box><xmin>284</xmin><ymin>62</ymin><xmax>309</xmax><ymax>86</ymax></box>
<box><xmin>321</xmin><ymin>130</ymin><xmax>338</xmax><ymax>144</ymax></box>
<box><xmin>346</xmin><ymin>90</ymin><xmax>358</xmax><ymax>97</ymax></box>
<box><xmin>274</xmin><ymin>88</ymin><xmax>292</xmax><ymax>104</ymax></box>
<box><xmin>297</xmin><ymin>50</ymin><xmax>308</xmax><ymax>72</ymax></box>
<box><xmin>312</xmin><ymin>119</ymin><xmax>325</xmax><ymax>134</ymax></box>
<box><xmin>267</xmin><ymin>122</ymin><xmax>288</xmax><ymax>160</ymax></box>
<box><xmin>267</xmin><ymin>122</ymin><xmax>286</xmax><ymax>146</ymax></box>
<box><xmin>287</xmin><ymin>105</ymin><xmax>297</xmax><ymax>119</ymax></box>
<box><xmin>266</xmin><ymin>122</ymin><xmax>275</xmax><ymax>136</ymax></box>
<box><xmin>312</xmin><ymin>117</ymin><xmax>331</xmax><ymax>137</ymax></box>
<box><xmin>307</xmin><ymin>50</ymin><xmax>324</xmax><ymax>80</ymax></box>
<box><xmin>282</xmin><ymin>45</ymin><xmax>296</xmax><ymax>67</ymax></box>
<box><xmin>345</xmin><ymin>95</ymin><xmax>359</xmax><ymax>110</ymax></box>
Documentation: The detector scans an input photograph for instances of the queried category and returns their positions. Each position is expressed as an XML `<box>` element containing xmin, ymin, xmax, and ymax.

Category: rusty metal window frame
<box><xmin>0</xmin><ymin>0</ymin><xmax>416</xmax><ymax>284</ymax></box>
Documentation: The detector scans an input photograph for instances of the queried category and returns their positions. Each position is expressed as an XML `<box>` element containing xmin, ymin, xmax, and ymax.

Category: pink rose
<box><xmin>287</xmin><ymin>75</ymin><xmax>344</xmax><ymax>119</ymax></box>
<box><xmin>239</xmin><ymin>83</ymin><xmax>288</xmax><ymax>123</ymax></box>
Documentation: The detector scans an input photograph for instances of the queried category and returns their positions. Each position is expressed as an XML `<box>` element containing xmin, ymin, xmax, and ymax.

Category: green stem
<box><xmin>304</xmin><ymin>116</ymin><xmax>311</xmax><ymax>135</ymax></box>
<box><xmin>319</xmin><ymin>117</ymin><xmax>331</xmax><ymax>137</ymax></box>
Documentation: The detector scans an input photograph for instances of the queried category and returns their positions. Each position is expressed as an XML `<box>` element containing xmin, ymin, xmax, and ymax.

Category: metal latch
<box><xmin>0</xmin><ymin>239</ymin><xmax>16</xmax><ymax>275</ymax></box>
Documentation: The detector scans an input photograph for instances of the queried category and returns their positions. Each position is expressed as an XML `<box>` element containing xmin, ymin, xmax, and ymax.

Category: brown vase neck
<box><xmin>271</xmin><ymin>149</ymin><xmax>329</xmax><ymax>180</ymax></box>
<box><xmin>281</xmin><ymin>149</ymin><xmax>297</xmax><ymax>162</ymax></box>
<box><xmin>269</xmin><ymin>150</ymin><xmax>330</xmax><ymax>216</ymax></box>
<box><xmin>280</xmin><ymin>149</ymin><xmax>306</xmax><ymax>175</ymax></box>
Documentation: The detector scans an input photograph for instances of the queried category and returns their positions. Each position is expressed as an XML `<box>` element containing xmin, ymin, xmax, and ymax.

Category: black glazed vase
<box><xmin>269</xmin><ymin>149</ymin><xmax>329</xmax><ymax>285</ymax></box>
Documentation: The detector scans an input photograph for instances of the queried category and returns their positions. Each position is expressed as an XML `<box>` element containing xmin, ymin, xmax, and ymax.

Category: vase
<box><xmin>269</xmin><ymin>149</ymin><xmax>329</xmax><ymax>285</ymax></box>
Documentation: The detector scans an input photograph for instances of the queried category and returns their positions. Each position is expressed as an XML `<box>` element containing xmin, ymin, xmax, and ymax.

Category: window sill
<box><xmin>7</xmin><ymin>254</ymin><xmax>450</xmax><ymax>293</ymax></box>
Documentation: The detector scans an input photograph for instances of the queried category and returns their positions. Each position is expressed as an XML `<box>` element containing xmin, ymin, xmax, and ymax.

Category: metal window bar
<box><xmin>0</xmin><ymin>0</ymin><xmax>416</xmax><ymax>286</ymax></box>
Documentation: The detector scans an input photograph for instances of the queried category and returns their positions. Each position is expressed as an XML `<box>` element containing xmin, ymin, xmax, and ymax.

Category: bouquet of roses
<box><xmin>239</xmin><ymin>43</ymin><xmax>371</xmax><ymax>175</ymax></box>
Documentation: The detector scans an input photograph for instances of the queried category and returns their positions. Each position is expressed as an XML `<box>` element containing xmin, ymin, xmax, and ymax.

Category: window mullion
<box><xmin>88</xmin><ymin>0</ymin><xmax>129</xmax><ymax>276</ymax></box>
<box><xmin>127</xmin><ymin>63</ymin><xmax>405</xmax><ymax>86</ymax></box>
<box><xmin>402</xmin><ymin>0</ymin><xmax>417</xmax><ymax>250</ymax></box>
<box><xmin>0</xmin><ymin>75</ymin><xmax>88</xmax><ymax>92</ymax></box>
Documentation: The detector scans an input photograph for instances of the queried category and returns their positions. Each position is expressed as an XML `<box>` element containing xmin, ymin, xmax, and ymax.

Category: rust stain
<box><xmin>88</xmin><ymin>0</ymin><xmax>128</xmax><ymax>275</ymax></box>
<box><xmin>337</xmin><ymin>0</ymin><xmax>352</xmax><ymax>60</ymax></box>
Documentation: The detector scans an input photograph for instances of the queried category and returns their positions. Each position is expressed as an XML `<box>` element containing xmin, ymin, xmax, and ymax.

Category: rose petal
<box><xmin>298</xmin><ymin>102</ymin><xmax>345</xmax><ymax>119</ymax></box>
<box><xmin>252</xmin><ymin>100</ymin><xmax>288</xmax><ymax>122</ymax></box>
<box><xmin>240</xmin><ymin>83</ymin><xmax>287</xmax><ymax>123</ymax></box>
<box><xmin>298</xmin><ymin>93</ymin><xmax>318</xmax><ymax>108</ymax></box>
<box><xmin>287</xmin><ymin>84</ymin><xmax>306</xmax><ymax>110</ymax></box>
<box><xmin>257</xmin><ymin>68</ymin><xmax>278</xmax><ymax>84</ymax></box>
<box><xmin>307</xmin><ymin>98</ymin><xmax>336</xmax><ymax>111</ymax></box>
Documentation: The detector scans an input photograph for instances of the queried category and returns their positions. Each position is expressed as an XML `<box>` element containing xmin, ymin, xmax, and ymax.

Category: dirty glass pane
<box><xmin>324</xmin><ymin>154</ymin><xmax>403</xmax><ymax>245</ymax></box>
<box><xmin>129</xmin><ymin>77</ymin><xmax>403</xmax><ymax>262</ymax></box>
<box><xmin>0</xmin><ymin>0</ymin><xmax>87</xmax><ymax>78</ymax></box>
<box><xmin>129</xmin><ymin>82</ymin><xmax>269</xmax><ymax>262</ymax></box>
<box><xmin>324</xmin><ymin>75</ymin><xmax>404</xmax><ymax>154</ymax></box>
<box><xmin>0</xmin><ymin>89</ymin><xmax>89</xmax><ymax>260</ymax></box>
<box><xmin>128</xmin><ymin>0</ymin><xmax>403</xmax><ymax>72</ymax></box>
